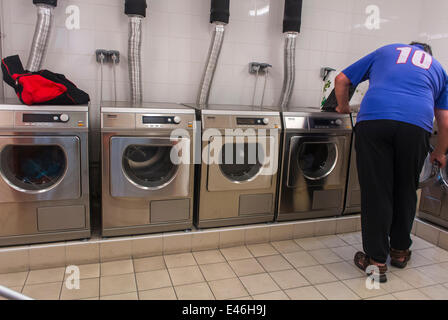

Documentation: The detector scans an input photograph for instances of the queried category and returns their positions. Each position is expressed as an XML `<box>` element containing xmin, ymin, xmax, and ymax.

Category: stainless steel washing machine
<box><xmin>343</xmin><ymin>113</ymin><xmax>361</xmax><ymax>214</ymax></box>
<box><xmin>418</xmin><ymin>124</ymin><xmax>448</xmax><ymax>228</ymax></box>
<box><xmin>101</xmin><ymin>102</ymin><xmax>196</xmax><ymax>236</ymax></box>
<box><xmin>0</xmin><ymin>99</ymin><xmax>90</xmax><ymax>246</ymax></box>
<box><xmin>184</xmin><ymin>104</ymin><xmax>282</xmax><ymax>229</ymax></box>
<box><xmin>277</xmin><ymin>108</ymin><xmax>352</xmax><ymax>221</ymax></box>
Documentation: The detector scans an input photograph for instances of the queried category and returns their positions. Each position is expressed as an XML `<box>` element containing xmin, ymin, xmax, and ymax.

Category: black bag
<box><xmin>1</xmin><ymin>55</ymin><xmax>90</xmax><ymax>106</ymax></box>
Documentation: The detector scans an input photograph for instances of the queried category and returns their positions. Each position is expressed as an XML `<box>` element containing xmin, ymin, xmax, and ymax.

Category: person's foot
<box><xmin>390</xmin><ymin>248</ymin><xmax>412</xmax><ymax>269</ymax></box>
<box><xmin>354</xmin><ymin>251</ymin><xmax>388</xmax><ymax>283</ymax></box>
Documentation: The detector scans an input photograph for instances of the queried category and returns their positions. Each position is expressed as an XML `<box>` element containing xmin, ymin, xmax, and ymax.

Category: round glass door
<box><xmin>298</xmin><ymin>142</ymin><xmax>338</xmax><ymax>180</ymax></box>
<box><xmin>0</xmin><ymin>145</ymin><xmax>67</xmax><ymax>192</ymax></box>
<box><xmin>219</xmin><ymin>142</ymin><xmax>264</xmax><ymax>183</ymax></box>
<box><xmin>122</xmin><ymin>145</ymin><xmax>178</xmax><ymax>189</ymax></box>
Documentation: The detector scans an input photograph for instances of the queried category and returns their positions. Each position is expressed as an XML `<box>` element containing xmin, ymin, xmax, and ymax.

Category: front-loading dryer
<box><xmin>184</xmin><ymin>104</ymin><xmax>282</xmax><ymax>229</ymax></box>
<box><xmin>0</xmin><ymin>100</ymin><xmax>90</xmax><ymax>246</ymax></box>
<box><xmin>277</xmin><ymin>108</ymin><xmax>352</xmax><ymax>221</ymax></box>
<box><xmin>101</xmin><ymin>102</ymin><xmax>196</xmax><ymax>236</ymax></box>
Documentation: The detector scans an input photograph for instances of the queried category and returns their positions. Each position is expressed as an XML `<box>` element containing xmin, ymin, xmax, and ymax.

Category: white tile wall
<box><xmin>0</xmin><ymin>0</ymin><xmax>443</xmax><ymax>130</ymax></box>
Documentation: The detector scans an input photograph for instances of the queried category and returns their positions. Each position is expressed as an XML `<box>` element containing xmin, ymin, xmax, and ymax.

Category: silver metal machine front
<box><xmin>343</xmin><ymin>113</ymin><xmax>361</xmax><ymax>214</ymax></box>
<box><xmin>0</xmin><ymin>99</ymin><xmax>90</xmax><ymax>246</ymax></box>
<box><xmin>277</xmin><ymin>108</ymin><xmax>352</xmax><ymax>221</ymax></box>
<box><xmin>101</xmin><ymin>102</ymin><xmax>196</xmax><ymax>236</ymax></box>
<box><xmin>418</xmin><ymin>124</ymin><xmax>448</xmax><ymax>228</ymax></box>
<box><xmin>184</xmin><ymin>104</ymin><xmax>282</xmax><ymax>229</ymax></box>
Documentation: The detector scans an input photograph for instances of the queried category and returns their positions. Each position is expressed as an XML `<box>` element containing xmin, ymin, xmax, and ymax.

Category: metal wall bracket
<box><xmin>95</xmin><ymin>49</ymin><xmax>120</xmax><ymax>64</ymax></box>
<box><xmin>249</xmin><ymin>62</ymin><xmax>272</xmax><ymax>75</ymax></box>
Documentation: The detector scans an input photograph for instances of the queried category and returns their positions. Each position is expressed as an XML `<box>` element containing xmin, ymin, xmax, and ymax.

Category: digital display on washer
<box><xmin>142</xmin><ymin>116</ymin><xmax>175</xmax><ymax>124</ymax></box>
<box><xmin>310</xmin><ymin>118</ymin><xmax>339</xmax><ymax>128</ymax></box>
<box><xmin>23</xmin><ymin>114</ymin><xmax>62</xmax><ymax>123</ymax></box>
<box><xmin>237</xmin><ymin>118</ymin><xmax>265</xmax><ymax>125</ymax></box>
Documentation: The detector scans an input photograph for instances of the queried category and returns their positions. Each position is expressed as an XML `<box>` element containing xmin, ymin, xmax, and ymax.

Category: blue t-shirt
<box><xmin>342</xmin><ymin>43</ymin><xmax>448</xmax><ymax>132</ymax></box>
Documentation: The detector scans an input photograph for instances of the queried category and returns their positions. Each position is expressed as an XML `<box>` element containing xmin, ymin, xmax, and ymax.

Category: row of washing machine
<box><xmin>0</xmin><ymin>99</ymin><xmax>361</xmax><ymax>246</ymax></box>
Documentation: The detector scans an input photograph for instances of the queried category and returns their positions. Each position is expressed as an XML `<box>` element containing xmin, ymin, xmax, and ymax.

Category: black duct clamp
<box><xmin>283</xmin><ymin>0</ymin><xmax>303</xmax><ymax>33</ymax></box>
<box><xmin>210</xmin><ymin>0</ymin><xmax>230</xmax><ymax>24</ymax></box>
<box><xmin>33</xmin><ymin>0</ymin><xmax>57</xmax><ymax>6</ymax></box>
<box><xmin>125</xmin><ymin>0</ymin><xmax>147</xmax><ymax>18</ymax></box>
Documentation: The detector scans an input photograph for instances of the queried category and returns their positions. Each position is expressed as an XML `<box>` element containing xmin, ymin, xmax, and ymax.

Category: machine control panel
<box><xmin>236</xmin><ymin>117</ymin><xmax>269</xmax><ymax>126</ymax></box>
<box><xmin>310</xmin><ymin>118</ymin><xmax>344</xmax><ymax>129</ymax></box>
<box><xmin>284</xmin><ymin>115</ymin><xmax>351</xmax><ymax>131</ymax></box>
<box><xmin>142</xmin><ymin>116</ymin><xmax>181</xmax><ymax>125</ymax></box>
<box><xmin>102</xmin><ymin>112</ymin><xmax>194</xmax><ymax>130</ymax></box>
<box><xmin>22</xmin><ymin>113</ymin><xmax>70</xmax><ymax>123</ymax></box>
<box><xmin>11</xmin><ymin>111</ymin><xmax>87</xmax><ymax>129</ymax></box>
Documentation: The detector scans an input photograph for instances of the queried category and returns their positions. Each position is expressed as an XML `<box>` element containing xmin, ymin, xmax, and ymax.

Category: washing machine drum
<box><xmin>219</xmin><ymin>142</ymin><xmax>264</xmax><ymax>182</ymax></box>
<box><xmin>0</xmin><ymin>145</ymin><xmax>66</xmax><ymax>191</ymax></box>
<box><xmin>122</xmin><ymin>145</ymin><xmax>178</xmax><ymax>188</ymax></box>
<box><xmin>297</xmin><ymin>142</ymin><xmax>337</xmax><ymax>180</ymax></box>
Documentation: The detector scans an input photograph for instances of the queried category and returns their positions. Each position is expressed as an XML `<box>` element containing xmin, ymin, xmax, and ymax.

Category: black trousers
<box><xmin>355</xmin><ymin>120</ymin><xmax>430</xmax><ymax>263</ymax></box>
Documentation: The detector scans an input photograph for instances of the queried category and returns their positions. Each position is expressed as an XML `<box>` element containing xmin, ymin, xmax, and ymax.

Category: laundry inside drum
<box><xmin>0</xmin><ymin>145</ymin><xmax>67</xmax><ymax>191</ymax></box>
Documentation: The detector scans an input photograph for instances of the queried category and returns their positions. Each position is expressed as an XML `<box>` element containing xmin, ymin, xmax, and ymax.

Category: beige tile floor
<box><xmin>1</xmin><ymin>232</ymin><xmax>448</xmax><ymax>300</ymax></box>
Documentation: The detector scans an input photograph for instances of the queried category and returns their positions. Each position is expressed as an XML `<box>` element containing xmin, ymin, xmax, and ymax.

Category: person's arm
<box><xmin>431</xmin><ymin>108</ymin><xmax>448</xmax><ymax>168</ymax></box>
<box><xmin>335</xmin><ymin>73</ymin><xmax>351</xmax><ymax>114</ymax></box>
<box><xmin>335</xmin><ymin>49</ymin><xmax>377</xmax><ymax>114</ymax></box>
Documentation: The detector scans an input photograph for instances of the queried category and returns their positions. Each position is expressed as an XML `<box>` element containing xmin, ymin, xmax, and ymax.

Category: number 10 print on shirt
<box><xmin>396</xmin><ymin>47</ymin><xmax>433</xmax><ymax>70</ymax></box>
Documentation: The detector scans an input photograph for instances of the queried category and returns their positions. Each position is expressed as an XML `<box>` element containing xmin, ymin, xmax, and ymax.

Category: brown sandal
<box><xmin>354</xmin><ymin>251</ymin><xmax>388</xmax><ymax>283</ymax></box>
<box><xmin>390</xmin><ymin>248</ymin><xmax>412</xmax><ymax>269</ymax></box>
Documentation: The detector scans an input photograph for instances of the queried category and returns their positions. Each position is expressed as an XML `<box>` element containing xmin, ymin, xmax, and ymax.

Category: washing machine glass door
<box><xmin>219</xmin><ymin>142</ymin><xmax>264</xmax><ymax>182</ymax></box>
<box><xmin>207</xmin><ymin>135</ymin><xmax>276</xmax><ymax>192</ymax></box>
<box><xmin>122</xmin><ymin>145</ymin><xmax>178</xmax><ymax>189</ymax></box>
<box><xmin>110</xmin><ymin>136</ymin><xmax>191</xmax><ymax>198</ymax></box>
<box><xmin>288</xmin><ymin>136</ymin><xmax>339</xmax><ymax>187</ymax></box>
<box><xmin>0</xmin><ymin>136</ymin><xmax>81</xmax><ymax>202</ymax></box>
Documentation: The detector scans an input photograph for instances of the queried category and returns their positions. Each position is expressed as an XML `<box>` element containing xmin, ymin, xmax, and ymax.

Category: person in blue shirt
<box><xmin>335</xmin><ymin>42</ymin><xmax>448</xmax><ymax>283</ymax></box>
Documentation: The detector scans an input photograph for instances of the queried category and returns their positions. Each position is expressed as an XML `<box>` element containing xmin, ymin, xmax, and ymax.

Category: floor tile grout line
<box><xmin>320</xmin><ymin>262</ymin><xmax>365</xmax><ymax>282</ymax></box>
<box><xmin>58</xmin><ymin>269</ymin><xmax>65</xmax><ymax>300</ymax></box>
<box><xmin>238</xmin><ymin>248</ymin><xmax>285</xmax><ymax>296</ymax></box>
<box><xmin>21</xmin><ymin>270</ymin><xmax>30</xmax><ymax>293</ymax></box>
<box><xmin>130</xmin><ymin>258</ymin><xmax>140</xmax><ymax>301</ymax></box>
<box><xmin>191</xmin><ymin>251</ymin><xmax>217</xmax><ymax>300</ymax></box>
<box><xmin>312</xmin><ymin>281</ymin><xmax>359</xmax><ymax>300</ymax></box>
<box><xmin>163</xmin><ymin>258</ymin><xmax>179</xmax><ymax>301</ymax></box>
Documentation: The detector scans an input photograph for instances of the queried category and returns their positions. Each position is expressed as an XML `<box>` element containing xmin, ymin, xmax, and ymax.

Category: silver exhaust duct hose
<box><xmin>125</xmin><ymin>0</ymin><xmax>147</xmax><ymax>105</ymax></box>
<box><xmin>128</xmin><ymin>15</ymin><xmax>143</xmax><ymax>104</ymax></box>
<box><xmin>26</xmin><ymin>0</ymin><xmax>57</xmax><ymax>72</ymax></box>
<box><xmin>197</xmin><ymin>0</ymin><xmax>230</xmax><ymax>109</ymax></box>
<box><xmin>279</xmin><ymin>0</ymin><xmax>303</xmax><ymax>111</ymax></box>
<box><xmin>279</xmin><ymin>32</ymin><xmax>298</xmax><ymax>111</ymax></box>
<box><xmin>197</xmin><ymin>23</ymin><xmax>225</xmax><ymax>108</ymax></box>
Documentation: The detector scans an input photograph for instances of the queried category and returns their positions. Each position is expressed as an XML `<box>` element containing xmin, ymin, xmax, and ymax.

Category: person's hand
<box><xmin>336</xmin><ymin>105</ymin><xmax>351</xmax><ymax>114</ymax></box>
<box><xmin>430</xmin><ymin>151</ymin><xmax>447</xmax><ymax>169</ymax></box>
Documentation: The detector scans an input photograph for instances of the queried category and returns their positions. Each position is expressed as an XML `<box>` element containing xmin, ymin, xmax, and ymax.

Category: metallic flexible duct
<box><xmin>197</xmin><ymin>23</ymin><xmax>226</xmax><ymax>109</ymax></box>
<box><xmin>26</xmin><ymin>4</ymin><xmax>55</xmax><ymax>72</ymax></box>
<box><xmin>128</xmin><ymin>15</ymin><xmax>143</xmax><ymax>104</ymax></box>
<box><xmin>279</xmin><ymin>32</ymin><xmax>298</xmax><ymax>111</ymax></box>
